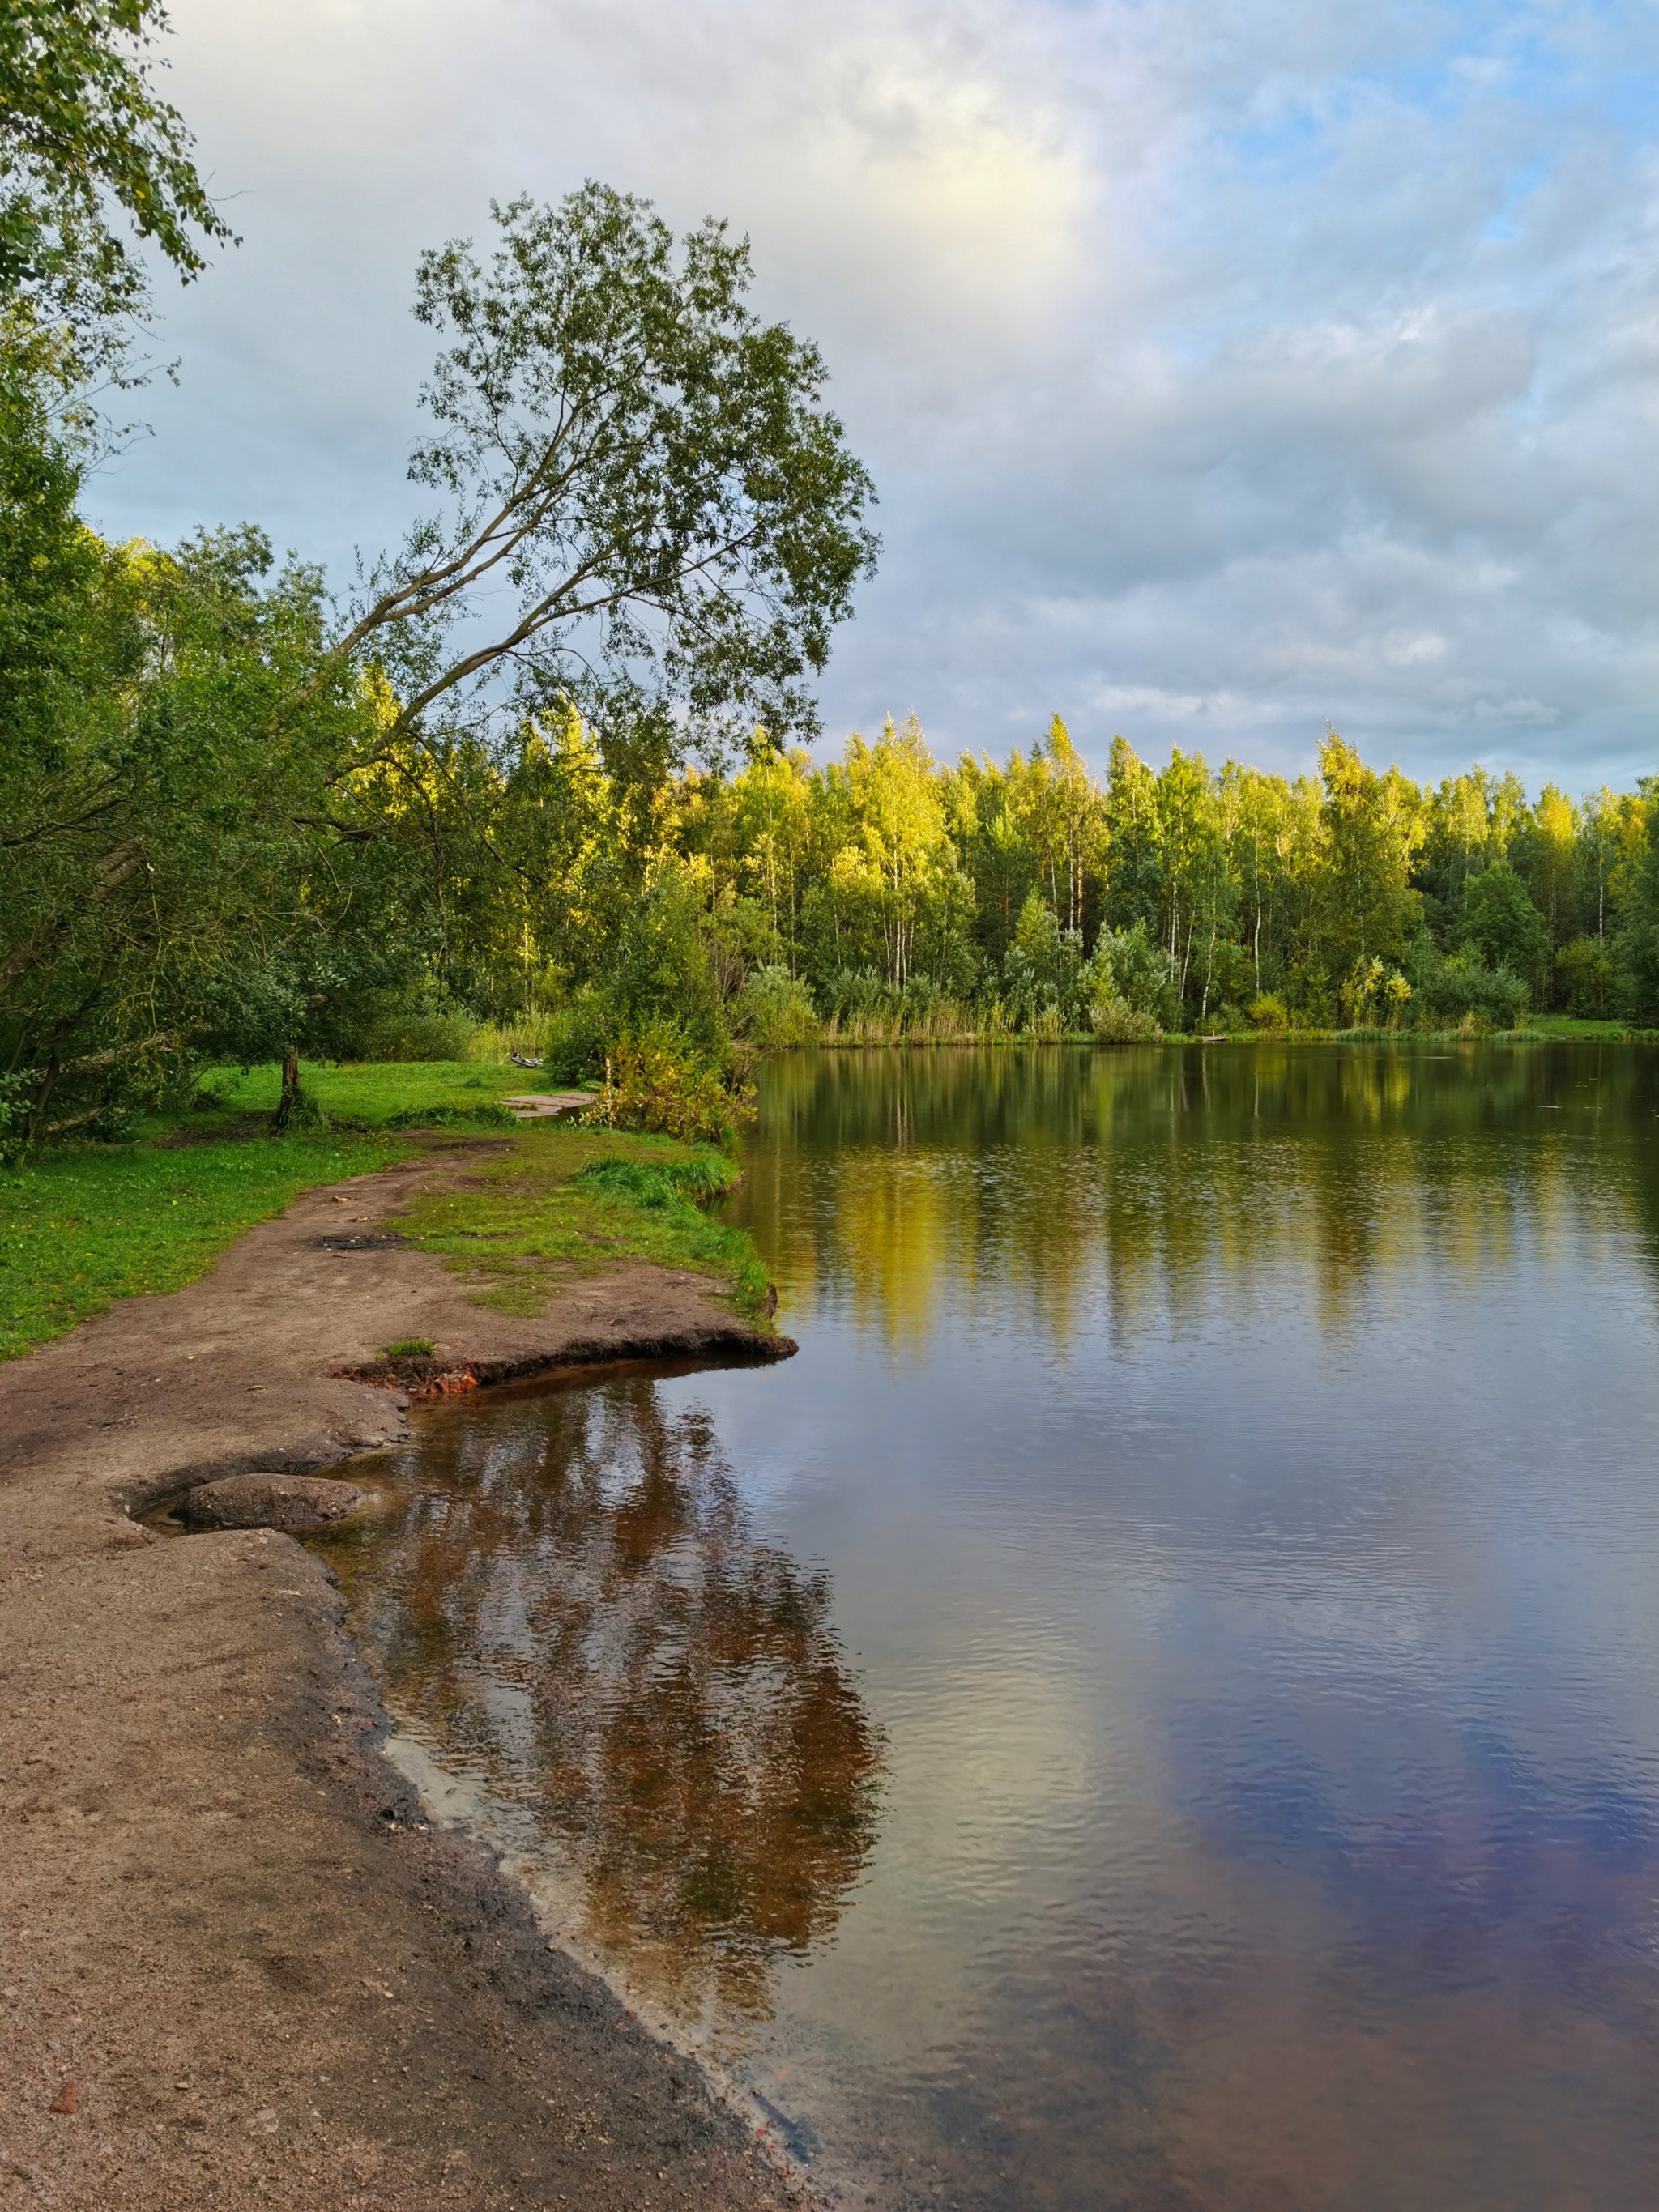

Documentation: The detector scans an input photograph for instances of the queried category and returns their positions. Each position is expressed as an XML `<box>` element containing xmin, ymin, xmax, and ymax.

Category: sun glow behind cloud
<box><xmin>92</xmin><ymin>0</ymin><xmax>1659</xmax><ymax>786</ymax></box>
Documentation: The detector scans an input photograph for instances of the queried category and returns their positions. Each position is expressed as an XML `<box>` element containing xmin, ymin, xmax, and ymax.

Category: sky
<box><xmin>87</xmin><ymin>0</ymin><xmax>1659</xmax><ymax>791</ymax></box>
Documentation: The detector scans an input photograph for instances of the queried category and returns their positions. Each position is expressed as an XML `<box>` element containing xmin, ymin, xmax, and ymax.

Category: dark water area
<box><xmin>315</xmin><ymin>1043</ymin><xmax>1659</xmax><ymax>2210</ymax></box>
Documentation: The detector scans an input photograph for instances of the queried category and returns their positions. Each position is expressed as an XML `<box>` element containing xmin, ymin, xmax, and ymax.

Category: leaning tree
<box><xmin>0</xmin><ymin>180</ymin><xmax>879</xmax><ymax>1138</ymax></box>
<box><xmin>334</xmin><ymin>183</ymin><xmax>878</xmax><ymax>757</ymax></box>
<box><xmin>255</xmin><ymin>182</ymin><xmax>881</xmax><ymax>1118</ymax></box>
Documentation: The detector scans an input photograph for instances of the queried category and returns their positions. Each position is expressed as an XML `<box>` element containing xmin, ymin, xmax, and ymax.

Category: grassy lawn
<box><xmin>0</xmin><ymin>1127</ymin><xmax>422</xmax><ymax>1361</ymax></box>
<box><xmin>1</xmin><ymin>1068</ymin><xmax>763</xmax><ymax>1362</ymax></box>
<box><xmin>1516</xmin><ymin>1015</ymin><xmax>1641</xmax><ymax>1041</ymax></box>
<box><xmin>194</xmin><ymin>1059</ymin><xmax>555</xmax><ymax>1128</ymax></box>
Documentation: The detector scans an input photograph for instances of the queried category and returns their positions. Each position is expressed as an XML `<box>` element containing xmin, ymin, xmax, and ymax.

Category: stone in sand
<box><xmin>177</xmin><ymin>1473</ymin><xmax>365</xmax><ymax>1531</ymax></box>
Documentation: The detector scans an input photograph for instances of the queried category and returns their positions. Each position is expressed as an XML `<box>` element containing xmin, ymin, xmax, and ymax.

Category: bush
<box><xmin>1286</xmin><ymin>957</ymin><xmax>1335</xmax><ymax>1028</ymax></box>
<box><xmin>355</xmin><ymin>1003</ymin><xmax>478</xmax><ymax>1062</ymax></box>
<box><xmin>822</xmin><ymin>965</ymin><xmax>893</xmax><ymax>1023</ymax></box>
<box><xmin>1002</xmin><ymin>893</ymin><xmax>1083</xmax><ymax>1028</ymax></box>
<box><xmin>1408</xmin><ymin>946</ymin><xmax>1529</xmax><ymax>1029</ymax></box>
<box><xmin>1247</xmin><ymin>993</ymin><xmax>1289</xmax><ymax>1032</ymax></box>
<box><xmin>1339</xmin><ymin>955</ymin><xmax>1413</xmax><ymax>1028</ymax></box>
<box><xmin>1556</xmin><ymin>936</ymin><xmax>1615</xmax><ymax>1018</ymax></box>
<box><xmin>605</xmin><ymin>866</ymin><xmax>727</xmax><ymax>1053</ymax></box>
<box><xmin>1090</xmin><ymin>999</ymin><xmax>1159</xmax><ymax>1042</ymax></box>
<box><xmin>1084</xmin><ymin>923</ymin><xmax>1179</xmax><ymax>1028</ymax></box>
<box><xmin>732</xmin><ymin>965</ymin><xmax>819</xmax><ymax>1048</ymax></box>
<box><xmin>0</xmin><ymin>1070</ymin><xmax>32</xmax><ymax>1161</ymax></box>
<box><xmin>581</xmin><ymin>1021</ymin><xmax>754</xmax><ymax>1149</ymax></box>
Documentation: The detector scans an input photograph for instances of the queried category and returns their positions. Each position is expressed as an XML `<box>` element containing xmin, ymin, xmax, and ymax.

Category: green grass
<box><xmin>394</xmin><ymin>1123</ymin><xmax>770</xmax><ymax>1320</ymax></box>
<box><xmin>1</xmin><ymin>1074</ymin><xmax>768</xmax><ymax>1362</ymax></box>
<box><xmin>194</xmin><ymin>1059</ymin><xmax>539</xmax><ymax>1129</ymax></box>
<box><xmin>1514</xmin><ymin>1015</ymin><xmax>1640</xmax><ymax>1041</ymax></box>
<box><xmin>0</xmin><ymin>1127</ymin><xmax>421</xmax><ymax>1360</ymax></box>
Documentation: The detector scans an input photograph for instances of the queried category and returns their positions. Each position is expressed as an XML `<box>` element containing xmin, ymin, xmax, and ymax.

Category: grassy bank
<box><xmin>1</xmin><ymin>1068</ymin><xmax>765</xmax><ymax>1362</ymax></box>
<box><xmin>785</xmin><ymin>1018</ymin><xmax>1659</xmax><ymax>1049</ymax></box>
<box><xmin>395</xmin><ymin>1125</ymin><xmax>770</xmax><ymax>1320</ymax></box>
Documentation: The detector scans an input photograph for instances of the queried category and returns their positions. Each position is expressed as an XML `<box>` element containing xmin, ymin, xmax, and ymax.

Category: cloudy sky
<box><xmin>89</xmin><ymin>0</ymin><xmax>1659</xmax><ymax>789</ymax></box>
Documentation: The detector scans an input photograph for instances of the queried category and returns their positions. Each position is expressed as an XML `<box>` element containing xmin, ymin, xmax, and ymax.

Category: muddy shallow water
<box><xmin>313</xmin><ymin>1043</ymin><xmax>1659</xmax><ymax>2210</ymax></box>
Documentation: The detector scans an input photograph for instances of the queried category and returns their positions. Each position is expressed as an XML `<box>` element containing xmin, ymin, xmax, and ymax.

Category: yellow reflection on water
<box><xmin>738</xmin><ymin>1044</ymin><xmax>1659</xmax><ymax>1358</ymax></box>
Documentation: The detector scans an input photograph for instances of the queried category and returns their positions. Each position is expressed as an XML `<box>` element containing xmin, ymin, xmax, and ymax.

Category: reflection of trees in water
<box><xmin>330</xmin><ymin>1380</ymin><xmax>883</xmax><ymax>2019</ymax></box>
<box><xmin>741</xmin><ymin>1043</ymin><xmax>1659</xmax><ymax>1353</ymax></box>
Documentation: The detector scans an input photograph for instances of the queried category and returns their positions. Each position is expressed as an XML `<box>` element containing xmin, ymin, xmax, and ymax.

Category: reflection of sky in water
<box><xmin>334</xmin><ymin>1045</ymin><xmax>1659</xmax><ymax>2209</ymax></box>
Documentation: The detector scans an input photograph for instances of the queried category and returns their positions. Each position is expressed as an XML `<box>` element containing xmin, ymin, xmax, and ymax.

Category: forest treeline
<box><xmin>11</xmin><ymin>351</ymin><xmax>1659</xmax><ymax>1152</ymax></box>
<box><xmin>407</xmin><ymin>704</ymin><xmax>1659</xmax><ymax>1071</ymax></box>
<box><xmin>4</xmin><ymin>7</ymin><xmax>1657</xmax><ymax>1156</ymax></box>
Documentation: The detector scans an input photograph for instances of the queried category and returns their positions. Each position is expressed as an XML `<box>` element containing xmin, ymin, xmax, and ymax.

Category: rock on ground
<box><xmin>175</xmin><ymin>1473</ymin><xmax>365</xmax><ymax>1529</ymax></box>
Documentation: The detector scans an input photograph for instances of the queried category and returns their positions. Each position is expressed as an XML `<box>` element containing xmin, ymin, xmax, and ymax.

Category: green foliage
<box><xmin>1002</xmin><ymin>889</ymin><xmax>1083</xmax><ymax>1029</ymax></box>
<box><xmin>448</xmin><ymin>709</ymin><xmax>1641</xmax><ymax>1050</ymax></box>
<box><xmin>381</xmin><ymin>1337</ymin><xmax>436</xmax><ymax>1357</ymax></box>
<box><xmin>1455</xmin><ymin>859</ymin><xmax>1550</xmax><ymax>978</ymax></box>
<box><xmin>0</xmin><ymin>0</ymin><xmax>232</xmax><ymax>373</ymax></box>
<box><xmin>1084</xmin><ymin>923</ymin><xmax>1180</xmax><ymax>1029</ymax></box>
<box><xmin>346</xmin><ymin>999</ymin><xmax>479</xmax><ymax>1063</ymax></box>
<box><xmin>1247</xmin><ymin>993</ymin><xmax>1290</xmax><ymax>1032</ymax></box>
<box><xmin>1406</xmin><ymin>944</ymin><xmax>1529</xmax><ymax>1030</ymax></box>
<box><xmin>1089</xmin><ymin>999</ymin><xmax>1160</xmax><ymax>1042</ymax></box>
<box><xmin>335</xmin><ymin>184</ymin><xmax>877</xmax><ymax>752</ymax></box>
<box><xmin>1556</xmin><ymin>935</ymin><xmax>1615</xmax><ymax>1018</ymax></box>
<box><xmin>1340</xmin><ymin>955</ymin><xmax>1413</xmax><ymax>1027</ymax></box>
<box><xmin>1313</xmin><ymin>735</ymin><xmax>1424</xmax><ymax>975</ymax></box>
<box><xmin>0</xmin><ymin>402</ymin><xmax>439</xmax><ymax>1142</ymax></box>
<box><xmin>582</xmin><ymin>1023</ymin><xmax>755</xmax><ymax>1149</ymax></box>
<box><xmin>733</xmin><ymin>965</ymin><xmax>818</xmax><ymax>1048</ymax></box>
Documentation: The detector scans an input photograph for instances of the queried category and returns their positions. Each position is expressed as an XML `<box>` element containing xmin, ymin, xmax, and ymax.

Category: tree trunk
<box><xmin>275</xmin><ymin>1050</ymin><xmax>301</xmax><ymax>1130</ymax></box>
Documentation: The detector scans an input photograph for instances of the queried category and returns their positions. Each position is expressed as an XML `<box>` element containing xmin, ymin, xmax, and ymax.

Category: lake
<box><xmin>313</xmin><ymin>1043</ymin><xmax>1659</xmax><ymax>2210</ymax></box>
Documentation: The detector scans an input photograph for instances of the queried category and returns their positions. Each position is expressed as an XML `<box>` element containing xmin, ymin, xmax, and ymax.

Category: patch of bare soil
<box><xmin>0</xmin><ymin>1142</ymin><xmax>801</xmax><ymax>2210</ymax></box>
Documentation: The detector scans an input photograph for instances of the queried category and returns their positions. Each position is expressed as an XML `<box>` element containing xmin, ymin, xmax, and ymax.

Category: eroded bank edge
<box><xmin>104</xmin><ymin>1328</ymin><xmax>813</xmax><ymax>2203</ymax></box>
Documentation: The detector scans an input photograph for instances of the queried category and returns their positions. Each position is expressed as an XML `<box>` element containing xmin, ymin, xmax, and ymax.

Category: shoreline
<box><xmin>0</xmin><ymin>1137</ymin><xmax>805</xmax><ymax>2211</ymax></box>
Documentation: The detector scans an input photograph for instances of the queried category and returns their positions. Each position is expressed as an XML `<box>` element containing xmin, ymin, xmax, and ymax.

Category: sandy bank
<box><xmin>0</xmin><ymin>1137</ymin><xmax>800</xmax><ymax>2210</ymax></box>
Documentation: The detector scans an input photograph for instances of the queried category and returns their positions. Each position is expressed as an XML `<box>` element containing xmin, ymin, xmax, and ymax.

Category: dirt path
<box><xmin>0</xmin><ymin>1140</ymin><xmax>801</xmax><ymax>2210</ymax></box>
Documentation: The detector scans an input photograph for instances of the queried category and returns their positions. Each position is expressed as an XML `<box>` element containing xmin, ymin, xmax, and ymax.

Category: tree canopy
<box><xmin>0</xmin><ymin>0</ymin><xmax>230</xmax><ymax>368</ymax></box>
<box><xmin>335</xmin><ymin>186</ymin><xmax>878</xmax><ymax>756</ymax></box>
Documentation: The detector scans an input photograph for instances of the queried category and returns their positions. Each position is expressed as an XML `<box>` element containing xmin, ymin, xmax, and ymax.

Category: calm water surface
<box><xmin>316</xmin><ymin>1044</ymin><xmax>1659</xmax><ymax>2210</ymax></box>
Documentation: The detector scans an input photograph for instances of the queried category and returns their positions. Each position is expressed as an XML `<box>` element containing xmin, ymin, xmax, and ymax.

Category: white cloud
<box><xmin>86</xmin><ymin>0</ymin><xmax>1659</xmax><ymax>790</ymax></box>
